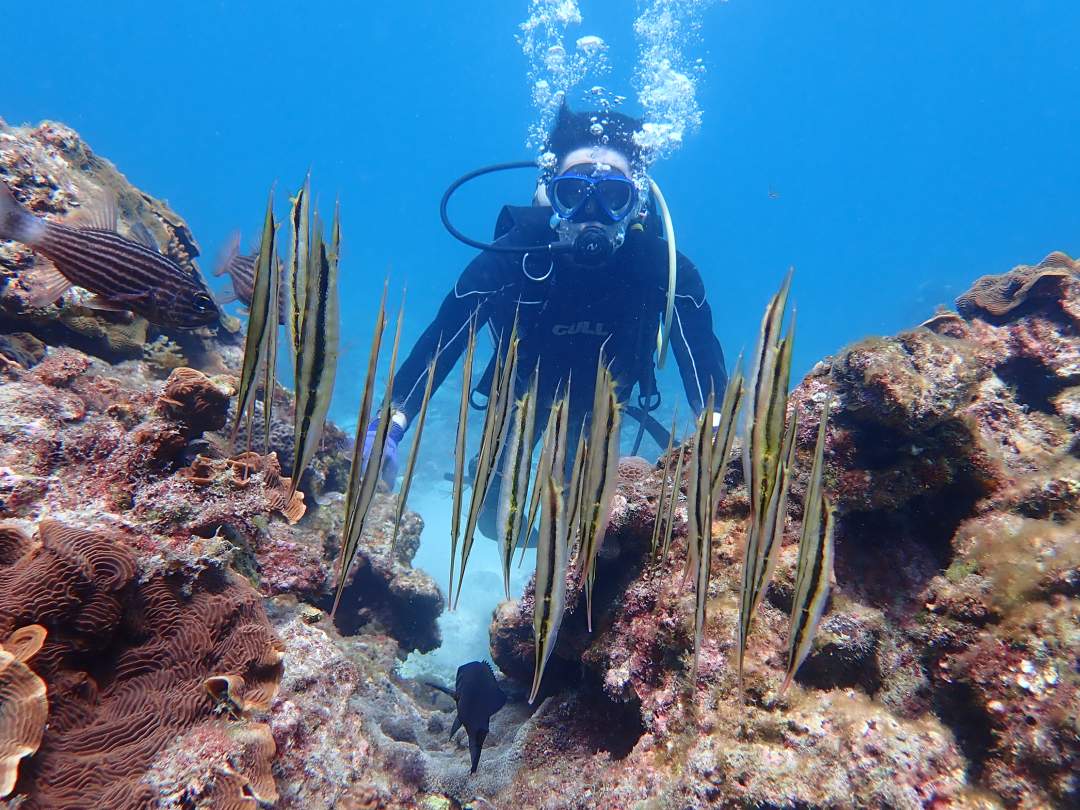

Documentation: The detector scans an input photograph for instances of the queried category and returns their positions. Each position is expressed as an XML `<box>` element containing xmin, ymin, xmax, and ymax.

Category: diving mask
<box><xmin>547</xmin><ymin>165</ymin><xmax>639</xmax><ymax>223</ymax></box>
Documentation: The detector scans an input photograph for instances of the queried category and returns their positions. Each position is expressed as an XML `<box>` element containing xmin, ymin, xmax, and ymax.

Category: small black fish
<box><xmin>429</xmin><ymin>661</ymin><xmax>507</xmax><ymax>774</ymax></box>
<box><xmin>0</xmin><ymin>181</ymin><xmax>219</xmax><ymax>328</ymax></box>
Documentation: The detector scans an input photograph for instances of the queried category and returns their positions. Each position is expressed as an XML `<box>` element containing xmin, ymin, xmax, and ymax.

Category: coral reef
<box><xmin>3</xmin><ymin>118</ymin><xmax>1076</xmax><ymax>808</ymax></box>
<box><xmin>487</xmin><ymin>253</ymin><xmax>1078</xmax><ymax>808</ymax></box>
<box><xmin>0</xmin><ymin>519</ymin><xmax>284</xmax><ymax>809</ymax></box>
<box><xmin>0</xmin><ymin>119</ymin><xmax>228</xmax><ymax>371</ymax></box>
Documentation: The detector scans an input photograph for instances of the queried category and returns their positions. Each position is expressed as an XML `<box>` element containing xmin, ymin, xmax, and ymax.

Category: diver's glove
<box><xmin>361</xmin><ymin>411</ymin><xmax>407</xmax><ymax>486</ymax></box>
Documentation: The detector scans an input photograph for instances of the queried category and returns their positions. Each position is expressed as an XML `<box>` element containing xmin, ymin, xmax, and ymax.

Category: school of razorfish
<box><xmin>233</xmin><ymin>193</ymin><xmax>834</xmax><ymax>702</ymax></box>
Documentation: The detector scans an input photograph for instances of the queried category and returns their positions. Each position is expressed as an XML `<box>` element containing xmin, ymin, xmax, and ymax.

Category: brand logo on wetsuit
<box><xmin>552</xmin><ymin>321</ymin><xmax>609</xmax><ymax>337</ymax></box>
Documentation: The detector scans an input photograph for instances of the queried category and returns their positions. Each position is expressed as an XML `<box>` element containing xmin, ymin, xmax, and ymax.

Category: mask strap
<box><xmin>521</xmin><ymin>252</ymin><xmax>553</xmax><ymax>282</ymax></box>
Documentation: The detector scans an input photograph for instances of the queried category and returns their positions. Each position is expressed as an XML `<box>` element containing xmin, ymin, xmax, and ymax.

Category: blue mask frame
<box><xmin>548</xmin><ymin>171</ymin><xmax>639</xmax><ymax>223</ymax></box>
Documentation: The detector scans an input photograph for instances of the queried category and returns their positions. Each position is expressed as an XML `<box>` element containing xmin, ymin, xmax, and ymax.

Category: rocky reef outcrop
<box><xmin>3</xmin><ymin>117</ymin><xmax>1076</xmax><ymax>809</ymax></box>
<box><xmin>490</xmin><ymin>253</ymin><xmax>1079</xmax><ymax>809</ymax></box>
<box><xmin>0</xmin><ymin>121</ymin><xmax>444</xmax><ymax>808</ymax></box>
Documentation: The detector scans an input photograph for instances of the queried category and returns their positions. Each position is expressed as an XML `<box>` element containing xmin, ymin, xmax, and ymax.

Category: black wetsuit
<box><xmin>391</xmin><ymin>205</ymin><xmax>727</xmax><ymax>536</ymax></box>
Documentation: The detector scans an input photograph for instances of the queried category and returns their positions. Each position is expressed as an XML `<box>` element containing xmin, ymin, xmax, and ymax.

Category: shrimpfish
<box><xmin>0</xmin><ymin>181</ymin><xmax>219</xmax><ymax>328</ymax></box>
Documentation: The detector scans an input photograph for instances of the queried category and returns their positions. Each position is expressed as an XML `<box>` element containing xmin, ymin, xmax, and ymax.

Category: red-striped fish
<box><xmin>0</xmin><ymin>182</ymin><xmax>218</xmax><ymax>328</ymax></box>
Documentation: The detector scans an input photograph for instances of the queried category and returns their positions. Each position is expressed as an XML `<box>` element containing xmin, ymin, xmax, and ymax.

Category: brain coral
<box><xmin>0</xmin><ymin>519</ymin><xmax>285</xmax><ymax>809</ymax></box>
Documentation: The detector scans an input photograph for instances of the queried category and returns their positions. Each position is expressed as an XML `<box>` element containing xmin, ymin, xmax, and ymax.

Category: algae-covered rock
<box><xmin>488</xmin><ymin>253</ymin><xmax>1080</xmax><ymax>808</ymax></box>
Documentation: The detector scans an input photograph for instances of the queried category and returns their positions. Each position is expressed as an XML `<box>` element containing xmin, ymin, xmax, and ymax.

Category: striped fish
<box><xmin>577</xmin><ymin>364</ymin><xmax>621</xmax><ymax>632</ymax></box>
<box><xmin>454</xmin><ymin>322</ymin><xmax>520</xmax><ymax>609</ymax></box>
<box><xmin>686</xmin><ymin>393</ymin><xmax>715</xmax><ymax>681</ymax></box>
<box><xmin>449</xmin><ymin>319</ymin><xmax>479</xmax><ymax>602</ymax></box>
<box><xmin>391</xmin><ymin>341</ymin><xmax>440</xmax><ymax>554</ymax></box>
<box><xmin>563</xmin><ymin>420</ymin><xmax>588</xmax><ymax>552</ymax></box>
<box><xmin>342</xmin><ymin>285</ymin><xmax>388</xmax><ymax>559</ymax></box>
<box><xmin>528</xmin><ymin>415</ymin><xmax>571</xmax><ymax>705</ymax></box>
<box><xmin>332</xmin><ymin>301</ymin><xmax>404</xmax><ymax>619</ymax></box>
<box><xmin>287</xmin><ymin>177</ymin><xmax>311</xmax><ymax>362</ymax></box>
<box><xmin>519</xmin><ymin>392</ymin><xmax>570</xmax><ymax>568</ymax></box>
<box><xmin>0</xmin><ymin>181</ymin><xmax>219</xmax><ymax>327</ymax></box>
<box><xmin>650</xmin><ymin>407</ymin><xmax>679</xmax><ymax>554</ymax></box>
<box><xmin>737</xmin><ymin>271</ymin><xmax>798</xmax><ymax>690</ymax></box>
<box><xmin>660</xmin><ymin>435</ymin><xmax>686</xmax><ymax>562</ymax></box>
<box><xmin>497</xmin><ymin>370</ymin><xmax>538</xmax><ymax>599</ymax></box>
<box><xmin>261</xmin><ymin>221</ymin><xmax>282</xmax><ymax>452</ymax></box>
<box><xmin>709</xmin><ymin>362</ymin><xmax>745</xmax><ymax>506</ymax></box>
<box><xmin>214</xmin><ymin>232</ymin><xmax>287</xmax><ymax>324</ymax></box>
<box><xmin>685</xmin><ymin>391</ymin><xmax>716</xmax><ymax>586</ymax></box>
<box><xmin>782</xmin><ymin>401</ymin><xmax>834</xmax><ymax>695</ymax></box>
<box><xmin>288</xmin><ymin>202</ymin><xmax>341</xmax><ymax>497</ymax></box>
<box><xmin>232</xmin><ymin>193</ymin><xmax>278</xmax><ymax>441</ymax></box>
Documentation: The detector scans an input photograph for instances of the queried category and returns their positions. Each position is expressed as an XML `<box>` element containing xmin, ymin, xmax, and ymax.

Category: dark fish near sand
<box><xmin>0</xmin><ymin>181</ymin><xmax>219</xmax><ymax>327</ymax></box>
<box><xmin>429</xmin><ymin>661</ymin><xmax>507</xmax><ymax>774</ymax></box>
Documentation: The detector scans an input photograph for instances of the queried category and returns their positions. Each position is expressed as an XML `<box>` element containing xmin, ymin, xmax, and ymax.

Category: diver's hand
<box><xmin>361</xmin><ymin>415</ymin><xmax>407</xmax><ymax>486</ymax></box>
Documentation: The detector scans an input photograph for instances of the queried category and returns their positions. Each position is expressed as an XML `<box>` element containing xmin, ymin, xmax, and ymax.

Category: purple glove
<box><xmin>361</xmin><ymin>418</ymin><xmax>406</xmax><ymax>486</ymax></box>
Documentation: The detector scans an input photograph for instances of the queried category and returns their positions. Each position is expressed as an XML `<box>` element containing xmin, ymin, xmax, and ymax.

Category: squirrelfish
<box><xmin>0</xmin><ymin>181</ymin><xmax>219</xmax><ymax>327</ymax></box>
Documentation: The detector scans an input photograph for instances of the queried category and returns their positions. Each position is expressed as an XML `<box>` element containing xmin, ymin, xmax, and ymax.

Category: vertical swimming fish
<box><xmin>288</xmin><ymin>201</ymin><xmax>341</xmax><ymax>497</ymax></box>
<box><xmin>529</xmin><ymin>409</ymin><xmax>570</xmax><ymax>705</ymax></box>
<box><xmin>737</xmin><ymin>270</ymin><xmax>797</xmax><ymax>690</ymax></box>
<box><xmin>232</xmin><ymin>193</ymin><xmax>277</xmax><ymax>440</ymax></box>
<box><xmin>391</xmin><ymin>343</ymin><xmax>440</xmax><ymax>553</ymax></box>
<box><xmin>687</xmin><ymin>393</ymin><xmax>715</xmax><ymax>681</ymax></box>
<box><xmin>287</xmin><ymin>176</ymin><xmax>311</xmax><ymax>362</ymax></box>
<box><xmin>0</xmin><ymin>181</ymin><xmax>219</xmax><ymax>327</ymax></box>
<box><xmin>577</xmin><ymin>366</ymin><xmax>621</xmax><ymax>632</ymax></box>
<box><xmin>563</xmin><ymin>421</ymin><xmax>588</xmax><ymax>551</ymax></box>
<box><xmin>497</xmin><ymin>369</ymin><xmax>538</xmax><ymax>599</ymax></box>
<box><xmin>454</xmin><ymin>321</ymin><xmax>520</xmax><ymax>609</ymax></box>
<box><xmin>782</xmin><ymin>401</ymin><xmax>834</xmax><ymax>695</ymax></box>
<box><xmin>331</xmin><ymin>302</ymin><xmax>403</xmax><ymax>619</ymax></box>
<box><xmin>449</xmin><ymin>319</ymin><xmax>478</xmax><ymax>601</ymax></box>
<box><xmin>519</xmin><ymin>392</ymin><xmax>570</xmax><ymax>568</ymax></box>
<box><xmin>341</xmin><ymin>284</ymin><xmax>388</xmax><ymax>551</ymax></box>
<box><xmin>261</xmin><ymin>226</ymin><xmax>282</xmax><ymax>452</ymax></box>
<box><xmin>709</xmin><ymin>363</ymin><xmax>744</xmax><ymax>505</ymax></box>
<box><xmin>650</xmin><ymin>407</ymin><xmax>679</xmax><ymax>554</ymax></box>
<box><xmin>660</xmin><ymin>436</ymin><xmax>686</xmax><ymax>563</ymax></box>
<box><xmin>685</xmin><ymin>391</ymin><xmax>715</xmax><ymax>587</ymax></box>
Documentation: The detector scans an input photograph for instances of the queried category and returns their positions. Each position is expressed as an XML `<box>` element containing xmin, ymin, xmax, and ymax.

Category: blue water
<box><xmin>8</xmin><ymin>0</ymin><xmax>1080</xmax><ymax>663</ymax></box>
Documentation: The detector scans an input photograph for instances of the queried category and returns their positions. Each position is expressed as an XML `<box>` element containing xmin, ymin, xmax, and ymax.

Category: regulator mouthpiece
<box><xmin>574</xmin><ymin>226</ymin><xmax>615</xmax><ymax>265</ymax></box>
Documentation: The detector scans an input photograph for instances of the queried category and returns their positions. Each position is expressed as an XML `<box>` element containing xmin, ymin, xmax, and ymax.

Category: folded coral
<box><xmin>0</xmin><ymin>519</ymin><xmax>284</xmax><ymax>809</ymax></box>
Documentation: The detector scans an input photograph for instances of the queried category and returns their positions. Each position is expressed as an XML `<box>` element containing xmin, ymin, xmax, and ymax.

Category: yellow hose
<box><xmin>649</xmin><ymin>177</ymin><xmax>677</xmax><ymax>369</ymax></box>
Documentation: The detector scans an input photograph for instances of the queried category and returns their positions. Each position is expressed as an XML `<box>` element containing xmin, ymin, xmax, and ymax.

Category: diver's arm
<box><xmin>391</xmin><ymin>252</ymin><xmax>504</xmax><ymax>424</ymax></box>
<box><xmin>668</xmin><ymin>253</ymin><xmax>728</xmax><ymax>415</ymax></box>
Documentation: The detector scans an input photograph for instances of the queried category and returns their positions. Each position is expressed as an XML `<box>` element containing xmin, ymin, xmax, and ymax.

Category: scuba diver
<box><xmin>366</xmin><ymin>101</ymin><xmax>727</xmax><ymax>540</ymax></box>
